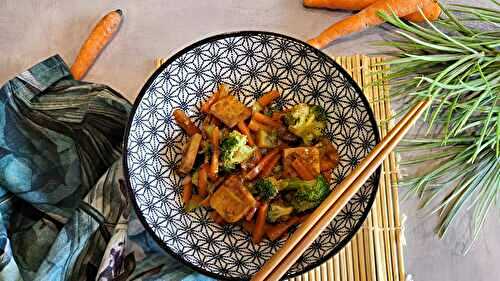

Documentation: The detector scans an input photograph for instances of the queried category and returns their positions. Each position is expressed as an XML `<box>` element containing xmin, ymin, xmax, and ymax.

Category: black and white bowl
<box><xmin>124</xmin><ymin>31</ymin><xmax>380</xmax><ymax>280</ymax></box>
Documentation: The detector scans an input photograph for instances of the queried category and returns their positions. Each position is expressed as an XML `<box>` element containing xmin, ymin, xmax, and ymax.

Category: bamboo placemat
<box><xmin>154</xmin><ymin>55</ymin><xmax>406</xmax><ymax>281</ymax></box>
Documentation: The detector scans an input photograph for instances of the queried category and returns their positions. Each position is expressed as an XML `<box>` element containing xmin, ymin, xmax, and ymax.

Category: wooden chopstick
<box><xmin>251</xmin><ymin>99</ymin><xmax>430</xmax><ymax>281</ymax></box>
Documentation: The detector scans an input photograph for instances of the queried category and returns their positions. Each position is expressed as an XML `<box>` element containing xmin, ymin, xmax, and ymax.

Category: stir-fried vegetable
<box><xmin>174</xmin><ymin>84</ymin><xmax>340</xmax><ymax>242</ymax></box>
<box><xmin>285</xmin><ymin>103</ymin><xmax>327</xmax><ymax>144</ymax></box>
<box><xmin>220</xmin><ymin>131</ymin><xmax>255</xmax><ymax>172</ymax></box>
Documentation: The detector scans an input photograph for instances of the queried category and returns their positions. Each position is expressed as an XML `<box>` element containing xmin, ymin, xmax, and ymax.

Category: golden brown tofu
<box><xmin>283</xmin><ymin>147</ymin><xmax>321</xmax><ymax>176</ymax></box>
<box><xmin>209</xmin><ymin>95</ymin><xmax>251</xmax><ymax>128</ymax></box>
<box><xmin>210</xmin><ymin>176</ymin><xmax>256</xmax><ymax>223</ymax></box>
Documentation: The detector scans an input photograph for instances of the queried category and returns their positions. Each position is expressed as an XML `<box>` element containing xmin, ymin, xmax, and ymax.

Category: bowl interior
<box><xmin>125</xmin><ymin>31</ymin><xmax>380</xmax><ymax>280</ymax></box>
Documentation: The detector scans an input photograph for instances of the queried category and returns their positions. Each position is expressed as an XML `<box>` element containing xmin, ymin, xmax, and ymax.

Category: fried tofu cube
<box><xmin>210</xmin><ymin>175</ymin><xmax>256</xmax><ymax>223</ymax></box>
<box><xmin>209</xmin><ymin>95</ymin><xmax>251</xmax><ymax>128</ymax></box>
<box><xmin>283</xmin><ymin>147</ymin><xmax>321</xmax><ymax>176</ymax></box>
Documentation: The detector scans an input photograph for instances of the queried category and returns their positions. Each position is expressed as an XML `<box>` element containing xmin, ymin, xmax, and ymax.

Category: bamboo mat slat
<box><xmin>154</xmin><ymin>55</ymin><xmax>406</xmax><ymax>281</ymax></box>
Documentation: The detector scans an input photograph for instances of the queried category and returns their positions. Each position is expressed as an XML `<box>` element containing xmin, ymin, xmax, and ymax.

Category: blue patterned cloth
<box><xmin>0</xmin><ymin>55</ymin><xmax>213</xmax><ymax>281</ymax></box>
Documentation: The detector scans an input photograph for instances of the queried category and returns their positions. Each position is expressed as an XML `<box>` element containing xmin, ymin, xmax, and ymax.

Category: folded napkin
<box><xmin>0</xmin><ymin>55</ymin><xmax>213</xmax><ymax>281</ymax></box>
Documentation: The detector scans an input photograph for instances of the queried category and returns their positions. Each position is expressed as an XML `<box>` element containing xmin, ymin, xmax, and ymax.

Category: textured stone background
<box><xmin>1</xmin><ymin>1</ymin><xmax>498</xmax><ymax>280</ymax></box>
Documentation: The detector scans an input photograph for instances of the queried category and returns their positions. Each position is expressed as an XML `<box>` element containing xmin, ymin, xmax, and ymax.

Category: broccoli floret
<box><xmin>251</xmin><ymin>177</ymin><xmax>280</xmax><ymax>201</ymax></box>
<box><xmin>284</xmin><ymin>103</ymin><xmax>327</xmax><ymax>144</ymax></box>
<box><xmin>280</xmin><ymin>175</ymin><xmax>330</xmax><ymax>212</ymax></box>
<box><xmin>267</xmin><ymin>203</ymin><xmax>294</xmax><ymax>223</ymax></box>
<box><xmin>220</xmin><ymin>131</ymin><xmax>255</xmax><ymax>171</ymax></box>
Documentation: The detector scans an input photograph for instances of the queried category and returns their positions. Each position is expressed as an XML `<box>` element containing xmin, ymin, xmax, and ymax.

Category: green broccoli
<box><xmin>251</xmin><ymin>177</ymin><xmax>280</xmax><ymax>201</ymax></box>
<box><xmin>284</xmin><ymin>103</ymin><xmax>327</xmax><ymax>144</ymax></box>
<box><xmin>280</xmin><ymin>175</ymin><xmax>330</xmax><ymax>212</ymax></box>
<box><xmin>267</xmin><ymin>203</ymin><xmax>294</xmax><ymax>223</ymax></box>
<box><xmin>220</xmin><ymin>131</ymin><xmax>255</xmax><ymax>171</ymax></box>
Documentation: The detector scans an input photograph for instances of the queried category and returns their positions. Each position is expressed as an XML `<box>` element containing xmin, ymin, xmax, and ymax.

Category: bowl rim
<box><xmin>122</xmin><ymin>30</ymin><xmax>381</xmax><ymax>281</ymax></box>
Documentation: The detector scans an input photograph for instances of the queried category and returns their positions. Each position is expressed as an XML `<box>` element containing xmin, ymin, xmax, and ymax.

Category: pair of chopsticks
<box><xmin>251</xmin><ymin>99</ymin><xmax>430</xmax><ymax>281</ymax></box>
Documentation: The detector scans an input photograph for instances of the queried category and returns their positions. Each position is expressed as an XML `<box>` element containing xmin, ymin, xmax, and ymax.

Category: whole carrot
<box><xmin>307</xmin><ymin>0</ymin><xmax>437</xmax><ymax>49</ymax></box>
<box><xmin>303</xmin><ymin>0</ymin><xmax>441</xmax><ymax>22</ymax></box>
<box><xmin>71</xmin><ymin>9</ymin><xmax>123</xmax><ymax>80</ymax></box>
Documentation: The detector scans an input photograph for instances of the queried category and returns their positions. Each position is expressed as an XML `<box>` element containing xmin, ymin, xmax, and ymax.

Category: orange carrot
<box><xmin>173</xmin><ymin>109</ymin><xmax>202</xmax><ymax>136</ymax></box>
<box><xmin>246</xmin><ymin>206</ymin><xmax>258</xmax><ymax>221</ymax></box>
<box><xmin>237</xmin><ymin>120</ymin><xmax>256</xmax><ymax>146</ymax></box>
<box><xmin>198</xmin><ymin>164</ymin><xmax>209</xmax><ymax>197</ymax></box>
<box><xmin>291</xmin><ymin>158</ymin><xmax>316</xmax><ymax>180</ymax></box>
<box><xmin>307</xmin><ymin>0</ymin><xmax>437</xmax><ymax>49</ymax></box>
<box><xmin>209</xmin><ymin>126</ymin><xmax>220</xmax><ymax>181</ymax></box>
<box><xmin>303</xmin><ymin>0</ymin><xmax>441</xmax><ymax>22</ymax></box>
<box><xmin>253</xmin><ymin>112</ymin><xmax>282</xmax><ymax>128</ymax></box>
<box><xmin>200</xmin><ymin>91</ymin><xmax>220</xmax><ymax>113</ymax></box>
<box><xmin>261</xmin><ymin>154</ymin><xmax>281</xmax><ymax>177</ymax></box>
<box><xmin>257</xmin><ymin>90</ymin><xmax>280</xmax><ymax>107</ymax></box>
<box><xmin>182</xmin><ymin>176</ymin><xmax>193</xmax><ymax>205</ymax></box>
<box><xmin>245</xmin><ymin>148</ymin><xmax>281</xmax><ymax>180</ymax></box>
<box><xmin>242</xmin><ymin>221</ymin><xmax>255</xmax><ymax>233</ymax></box>
<box><xmin>253</xmin><ymin>203</ymin><xmax>269</xmax><ymax>243</ymax></box>
<box><xmin>248</xmin><ymin>119</ymin><xmax>273</xmax><ymax>132</ymax></box>
<box><xmin>320</xmin><ymin>158</ymin><xmax>337</xmax><ymax>171</ymax></box>
<box><xmin>265</xmin><ymin>216</ymin><xmax>301</xmax><ymax>241</ymax></box>
<box><xmin>71</xmin><ymin>10</ymin><xmax>123</xmax><ymax>80</ymax></box>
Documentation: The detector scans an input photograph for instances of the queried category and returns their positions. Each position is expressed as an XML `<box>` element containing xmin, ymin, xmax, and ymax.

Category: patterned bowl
<box><xmin>124</xmin><ymin>31</ymin><xmax>380</xmax><ymax>280</ymax></box>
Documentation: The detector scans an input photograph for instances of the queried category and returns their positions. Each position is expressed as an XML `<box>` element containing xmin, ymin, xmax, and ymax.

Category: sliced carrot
<box><xmin>173</xmin><ymin>109</ymin><xmax>202</xmax><ymax>136</ymax></box>
<box><xmin>237</xmin><ymin>120</ymin><xmax>256</xmax><ymax>146</ymax></box>
<box><xmin>257</xmin><ymin>90</ymin><xmax>280</xmax><ymax>107</ymax></box>
<box><xmin>253</xmin><ymin>112</ymin><xmax>282</xmax><ymax>128</ymax></box>
<box><xmin>291</xmin><ymin>158</ymin><xmax>316</xmax><ymax>180</ymax></box>
<box><xmin>252</xmin><ymin>203</ymin><xmax>269</xmax><ymax>243</ymax></box>
<box><xmin>248</xmin><ymin>119</ymin><xmax>273</xmax><ymax>132</ymax></box>
<box><xmin>320</xmin><ymin>158</ymin><xmax>337</xmax><ymax>171</ymax></box>
<box><xmin>209</xmin><ymin>126</ymin><xmax>220</xmax><ymax>181</ymax></box>
<box><xmin>182</xmin><ymin>176</ymin><xmax>193</xmax><ymax>205</ymax></box>
<box><xmin>198</xmin><ymin>164</ymin><xmax>209</xmax><ymax>197</ymax></box>
<box><xmin>200</xmin><ymin>195</ymin><xmax>211</xmax><ymax>207</ymax></box>
<box><xmin>242</xmin><ymin>221</ymin><xmax>255</xmax><ymax>233</ymax></box>
<box><xmin>265</xmin><ymin>216</ymin><xmax>301</xmax><ymax>241</ymax></box>
<box><xmin>245</xmin><ymin>207</ymin><xmax>258</xmax><ymax>221</ymax></box>
<box><xmin>245</xmin><ymin>148</ymin><xmax>281</xmax><ymax>180</ymax></box>
<box><xmin>71</xmin><ymin>10</ymin><xmax>123</xmax><ymax>80</ymax></box>
<box><xmin>261</xmin><ymin>154</ymin><xmax>281</xmax><ymax>177</ymax></box>
<box><xmin>200</xmin><ymin>91</ymin><xmax>220</xmax><ymax>113</ymax></box>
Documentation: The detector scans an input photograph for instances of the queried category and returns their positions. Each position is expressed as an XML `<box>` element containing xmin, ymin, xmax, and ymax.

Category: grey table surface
<box><xmin>1</xmin><ymin>1</ymin><xmax>498</xmax><ymax>280</ymax></box>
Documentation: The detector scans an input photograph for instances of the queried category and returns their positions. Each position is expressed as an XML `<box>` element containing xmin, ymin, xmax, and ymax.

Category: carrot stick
<box><xmin>257</xmin><ymin>90</ymin><xmax>280</xmax><ymax>107</ymax></box>
<box><xmin>307</xmin><ymin>0</ymin><xmax>436</xmax><ymax>49</ymax></box>
<box><xmin>291</xmin><ymin>158</ymin><xmax>316</xmax><ymax>180</ymax></box>
<box><xmin>71</xmin><ymin>10</ymin><xmax>123</xmax><ymax>80</ymax></box>
<box><xmin>303</xmin><ymin>0</ymin><xmax>441</xmax><ymax>22</ymax></box>
<box><xmin>246</xmin><ymin>207</ymin><xmax>258</xmax><ymax>221</ymax></box>
<box><xmin>237</xmin><ymin>120</ymin><xmax>256</xmax><ymax>146</ymax></box>
<box><xmin>209</xmin><ymin>126</ymin><xmax>220</xmax><ymax>181</ymax></box>
<box><xmin>248</xmin><ymin>119</ymin><xmax>273</xmax><ymax>132</ymax></box>
<box><xmin>200</xmin><ymin>91</ymin><xmax>220</xmax><ymax>113</ymax></box>
<box><xmin>245</xmin><ymin>148</ymin><xmax>281</xmax><ymax>180</ymax></box>
<box><xmin>182</xmin><ymin>176</ymin><xmax>193</xmax><ymax>205</ymax></box>
<box><xmin>253</xmin><ymin>112</ymin><xmax>282</xmax><ymax>128</ymax></box>
<box><xmin>173</xmin><ymin>109</ymin><xmax>202</xmax><ymax>136</ymax></box>
<box><xmin>261</xmin><ymin>154</ymin><xmax>281</xmax><ymax>177</ymax></box>
<box><xmin>265</xmin><ymin>216</ymin><xmax>301</xmax><ymax>241</ymax></box>
<box><xmin>198</xmin><ymin>164</ymin><xmax>209</xmax><ymax>197</ymax></box>
<box><xmin>242</xmin><ymin>221</ymin><xmax>255</xmax><ymax>233</ymax></box>
<box><xmin>200</xmin><ymin>195</ymin><xmax>211</xmax><ymax>207</ymax></box>
<box><xmin>253</xmin><ymin>203</ymin><xmax>269</xmax><ymax>243</ymax></box>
